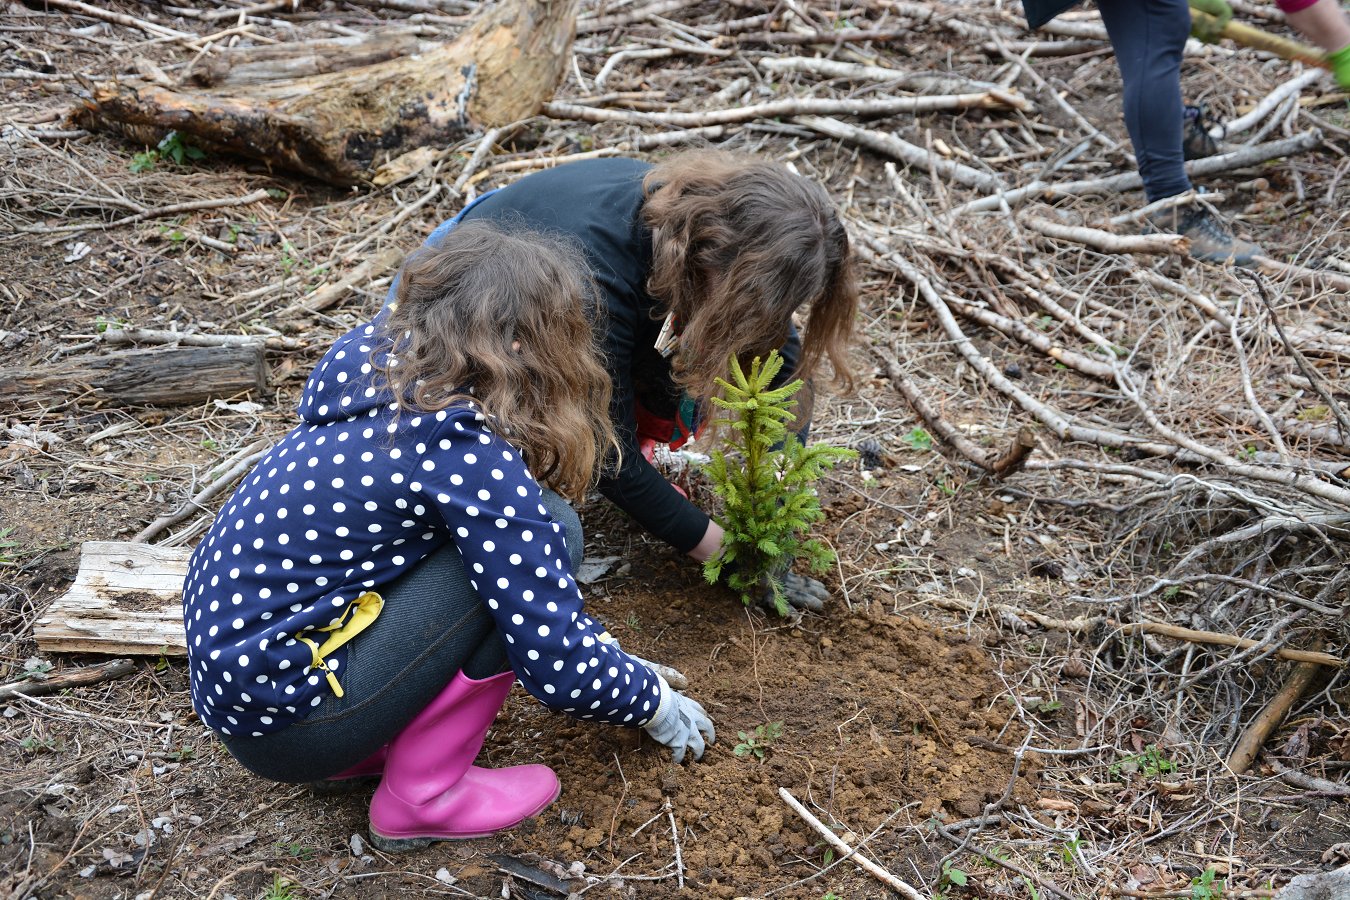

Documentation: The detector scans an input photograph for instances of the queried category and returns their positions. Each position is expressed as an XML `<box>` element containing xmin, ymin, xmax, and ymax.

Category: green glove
<box><xmin>1188</xmin><ymin>0</ymin><xmax>1232</xmax><ymax>44</ymax></box>
<box><xmin>1330</xmin><ymin>44</ymin><xmax>1350</xmax><ymax>91</ymax></box>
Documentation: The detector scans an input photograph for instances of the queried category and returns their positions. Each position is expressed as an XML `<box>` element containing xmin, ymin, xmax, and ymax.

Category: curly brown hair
<box><xmin>375</xmin><ymin>220</ymin><xmax>618</xmax><ymax>502</ymax></box>
<box><xmin>642</xmin><ymin>150</ymin><xmax>858</xmax><ymax>402</ymax></box>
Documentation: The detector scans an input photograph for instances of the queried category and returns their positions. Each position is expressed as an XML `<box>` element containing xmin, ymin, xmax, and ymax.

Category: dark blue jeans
<box><xmin>222</xmin><ymin>489</ymin><xmax>583</xmax><ymax>783</ymax></box>
<box><xmin>1097</xmin><ymin>0</ymin><xmax>1193</xmax><ymax>202</ymax></box>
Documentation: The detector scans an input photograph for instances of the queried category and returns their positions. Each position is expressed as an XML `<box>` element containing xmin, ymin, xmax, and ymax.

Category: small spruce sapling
<box><xmin>701</xmin><ymin>351</ymin><xmax>855</xmax><ymax>615</ymax></box>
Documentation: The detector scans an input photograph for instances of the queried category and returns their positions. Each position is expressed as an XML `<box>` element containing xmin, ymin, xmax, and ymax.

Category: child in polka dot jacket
<box><xmin>181</xmin><ymin>221</ymin><xmax>715</xmax><ymax>851</ymax></box>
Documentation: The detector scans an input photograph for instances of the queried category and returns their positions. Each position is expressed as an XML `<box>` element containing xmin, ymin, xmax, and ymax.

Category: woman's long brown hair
<box><xmin>375</xmin><ymin>220</ymin><xmax>618</xmax><ymax>502</ymax></box>
<box><xmin>642</xmin><ymin>150</ymin><xmax>858</xmax><ymax>402</ymax></box>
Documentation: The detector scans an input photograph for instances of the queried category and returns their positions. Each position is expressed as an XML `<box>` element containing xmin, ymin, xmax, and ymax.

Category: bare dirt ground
<box><xmin>2</xmin><ymin>1</ymin><xmax>1349</xmax><ymax>899</ymax></box>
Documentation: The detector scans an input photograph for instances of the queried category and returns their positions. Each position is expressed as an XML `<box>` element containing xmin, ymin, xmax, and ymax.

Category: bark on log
<box><xmin>74</xmin><ymin>0</ymin><xmax>579</xmax><ymax>185</ymax></box>
<box><xmin>192</xmin><ymin>29</ymin><xmax>435</xmax><ymax>88</ymax></box>
<box><xmin>0</xmin><ymin>344</ymin><xmax>267</xmax><ymax>408</ymax></box>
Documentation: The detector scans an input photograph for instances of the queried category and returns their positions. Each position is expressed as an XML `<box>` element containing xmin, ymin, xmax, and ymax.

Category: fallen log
<box><xmin>0</xmin><ymin>344</ymin><xmax>267</xmax><ymax>408</ymax></box>
<box><xmin>73</xmin><ymin>0</ymin><xmax>578</xmax><ymax>185</ymax></box>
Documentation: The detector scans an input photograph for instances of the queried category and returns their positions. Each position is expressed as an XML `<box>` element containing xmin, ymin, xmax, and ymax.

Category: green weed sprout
<box><xmin>701</xmin><ymin>351</ymin><xmax>855</xmax><ymax>616</ymax></box>
<box><xmin>734</xmin><ymin>721</ymin><xmax>784</xmax><ymax>760</ymax></box>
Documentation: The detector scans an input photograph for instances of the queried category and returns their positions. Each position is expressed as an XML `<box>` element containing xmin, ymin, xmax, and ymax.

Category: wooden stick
<box><xmin>941</xmin><ymin>294</ymin><xmax>1119</xmax><ymax>381</ymax></box>
<box><xmin>1252</xmin><ymin>254</ymin><xmax>1350</xmax><ymax>293</ymax></box>
<box><xmin>1226</xmin><ymin>661</ymin><xmax>1323</xmax><ymax>774</ymax></box>
<box><xmin>1193</xmin><ymin>11</ymin><xmax>1331</xmax><ymax>69</ymax></box>
<box><xmin>871</xmin><ymin>343</ymin><xmax>993</xmax><ymax>470</ymax></box>
<box><xmin>948</xmin><ymin>130</ymin><xmax>1323</xmax><ymax>215</ymax></box>
<box><xmin>31</xmin><ymin>0</ymin><xmax>195</xmax><ymax>39</ymax></box>
<box><xmin>544</xmin><ymin>90</ymin><xmax>1024</xmax><ymax>129</ymax></box>
<box><xmin>19</xmin><ymin>189</ymin><xmax>272</xmax><ymax>236</ymax></box>
<box><xmin>758</xmin><ymin>57</ymin><xmax>1030</xmax><ymax>110</ymax></box>
<box><xmin>777</xmin><ymin>788</ymin><xmax>927</xmax><ymax>900</ymax></box>
<box><xmin>989</xmin><ymin>427</ymin><xmax>1038</xmax><ymax>479</ymax></box>
<box><xmin>132</xmin><ymin>439</ymin><xmax>272</xmax><ymax>544</ymax></box>
<box><xmin>920</xmin><ymin>595</ymin><xmax>1345</xmax><ymax>667</ymax></box>
<box><xmin>0</xmin><ymin>659</ymin><xmax>136</xmax><ymax>703</ymax></box>
<box><xmin>1266</xmin><ymin>758</ymin><xmax>1350</xmax><ymax>795</ymax></box>
<box><xmin>1019</xmin><ymin>214</ymin><xmax>1190</xmax><ymax>256</ymax></box>
<box><xmin>276</xmin><ymin>246</ymin><xmax>404</xmax><ymax>318</ymax></box>
<box><xmin>1213</xmin><ymin>70</ymin><xmax>1325</xmax><ymax>139</ymax></box>
<box><xmin>92</xmin><ymin>326</ymin><xmax>300</xmax><ymax>351</ymax></box>
<box><xmin>1120</xmin><ymin>624</ymin><xmax>1342</xmax><ymax>668</ymax></box>
<box><xmin>576</xmin><ymin>0</ymin><xmax>701</xmax><ymax>34</ymax></box>
<box><xmin>796</xmin><ymin>116</ymin><xmax>1004</xmax><ymax>192</ymax></box>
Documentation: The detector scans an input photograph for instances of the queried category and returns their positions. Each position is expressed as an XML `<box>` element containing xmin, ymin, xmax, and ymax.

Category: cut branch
<box><xmin>949</xmin><ymin>131</ymin><xmax>1323</xmax><ymax>215</ymax></box>
<box><xmin>796</xmin><ymin>116</ymin><xmax>1004</xmax><ymax>192</ymax></box>
<box><xmin>544</xmin><ymin>90</ymin><xmax>1026</xmax><ymax>129</ymax></box>
<box><xmin>1226</xmin><ymin>661</ymin><xmax>1323</xmax><ymax>774</ymax></box>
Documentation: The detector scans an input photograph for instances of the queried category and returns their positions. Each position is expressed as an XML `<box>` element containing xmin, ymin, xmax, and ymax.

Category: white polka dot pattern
<box><xmin>181</xmin><ymin>320</ymin><xmax>662</xmax><ymax>737</ymax></box>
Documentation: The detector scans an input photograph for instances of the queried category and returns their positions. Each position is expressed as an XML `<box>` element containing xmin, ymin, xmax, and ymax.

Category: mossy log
<box><xmin>74</xmin><ymin>0</ymin><xmax>578</xmax><ymax>186</ymax></box>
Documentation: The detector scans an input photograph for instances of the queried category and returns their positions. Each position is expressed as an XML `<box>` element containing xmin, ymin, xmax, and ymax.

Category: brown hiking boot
<box><xmin>1146</xmin><ymin>204</ymin><xmax>1261</xmax><ymax>266</ymax></box>
<box><xmin>1182</xmin><ymin>104</ymin><xmax>1220</xmax><ymax>160</ymax></box>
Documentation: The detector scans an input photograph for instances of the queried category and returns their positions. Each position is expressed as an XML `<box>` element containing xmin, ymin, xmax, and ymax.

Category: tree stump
<box><xmin>74</xmin><ymin>0</ymin><xmax>579</xmax><ymax>186</ymax></box>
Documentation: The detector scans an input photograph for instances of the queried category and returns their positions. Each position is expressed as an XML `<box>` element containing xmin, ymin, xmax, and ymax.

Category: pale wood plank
<box><xmin>34</xmin><ymin>541</ymin><xmax>192</xmax><ymax>656</ymax></box>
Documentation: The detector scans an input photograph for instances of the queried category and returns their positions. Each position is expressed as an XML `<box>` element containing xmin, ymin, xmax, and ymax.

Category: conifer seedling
<box><xmin>701</xmin><ymin>351</ymin><xmax>855</xmax><ymax>616</ymax></box>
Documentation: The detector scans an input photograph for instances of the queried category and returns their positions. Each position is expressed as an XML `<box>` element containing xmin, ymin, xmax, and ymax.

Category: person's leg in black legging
<box><xmin>1096</xmin><ymin>0</ymin><xmax>1260</xmax><ymax>262</ymax></box>
<box><xmin>1096</xmin><ymin>0</ymin><xmax>1192</xmax><ymax>203</ymax></box>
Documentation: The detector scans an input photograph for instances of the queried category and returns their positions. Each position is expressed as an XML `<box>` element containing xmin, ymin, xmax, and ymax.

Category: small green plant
<box><xmin>262</xmin><ymin>874</ymin><xmax>297</xmax><ymax>900</ymax></box>
<box><xmin>733</xmin><ymin>721</ymin><xmax>784</xmax><ymax>760</ymax></box>
<box><xmin>0</xmin><ymin>527</ymin><xmax>19</xmax><ymax>566</ymax></box>
<box><xmin>19</xmin><ymin>736</ymin><xmax>63</xmax><ymax>754</ymax></box>
<box><xmin>624</xmin><ymin>612</ymin><xmax>641</xmax><ymax>631</ymax></box>
<box><xmin>900</xmin><ymin>426</ymin><xmax>933</xmax><ymax>451</ymax></box>
<box><xmin>936</xmin><ymin>859</ymin><xmax>969</xmax><ymax>898</ymax></box>
<box><xmin>821</xmin><ymin>892</ymin><xmax>841</xmax><ymax>900</ymax></box>
<box><xmin>1109</xmin><ymin>744</ymin><xmax>1176</xmax><ymax>780</ymax></box>
<box><xmin>275</xmin><ymin>841</ymin><xmax>315</xmax><ymax>861</ymax></box>
<box><xmin>1034</xmin><ymin>699</ymin><xmax>1064</xmax><ymax>715</ymax></box>
<box><xmin>1237</xmin><ymin>444</ymin><xmax>1258</xmax><ymax>461</ymax></box>
<box><xmin>129</xmin><ymin>130</ymin><xmax>206</xmax><ymax>172</ymax></box>
<box><xmin>701</xmin><ymin>351</ymin><xmax>856</xmax><ymax>616</ymax></box>
<box><xmin>1191</xmin><ymin>866</ymin><xmax>1225</xmax><ymax>899</ymax></box>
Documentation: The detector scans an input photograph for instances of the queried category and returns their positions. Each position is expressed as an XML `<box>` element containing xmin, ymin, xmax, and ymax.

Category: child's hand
<box><xmin>1329</xmin><ymin>45</ymin><xmax>1350</xmax><ymax>90</ymax></box>
<box><xmin>643</xmin><ymin>678</ymin><xmax>715</xmax><ymax>763</ymax></box>
<box><xmin>1188</xmin><ymin>0</ymin><xmax>1232</xmax><ymax>44</ymax></box>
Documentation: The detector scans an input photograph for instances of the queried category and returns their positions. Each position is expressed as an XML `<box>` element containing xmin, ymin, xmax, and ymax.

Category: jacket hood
<box><xmin>298</xmin><ymin>319</ymin><xmax>396</xmax><ymax>425</ymax></box>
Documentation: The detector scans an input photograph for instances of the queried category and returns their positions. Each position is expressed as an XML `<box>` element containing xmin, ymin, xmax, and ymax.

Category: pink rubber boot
<box><xmin>368</xmin><ymin>671</ymin><xmax>560</xmax><ymax>850</ymax></box>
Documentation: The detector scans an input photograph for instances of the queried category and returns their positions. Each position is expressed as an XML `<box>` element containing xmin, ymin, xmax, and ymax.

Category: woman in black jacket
<box><xmin>427</xmin><ymin>150</ymin><xmax>858</xmax><ymax>610</ymax></box>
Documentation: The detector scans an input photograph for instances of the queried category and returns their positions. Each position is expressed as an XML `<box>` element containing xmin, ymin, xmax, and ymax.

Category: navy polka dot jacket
<box><xmin>182</xmin><ymin>320</ymin><xmax>664</xmax><ymax>738</ymax></box>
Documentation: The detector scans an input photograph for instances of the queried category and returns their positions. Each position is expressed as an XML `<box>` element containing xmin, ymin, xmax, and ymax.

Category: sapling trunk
<box><xmin>702</xmin><ymin>351</ymin><xmax>855</xmax><ymax>615</ymax></box>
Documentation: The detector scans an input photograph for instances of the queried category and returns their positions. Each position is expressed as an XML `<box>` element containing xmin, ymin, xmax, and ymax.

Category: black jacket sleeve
<box><xmin>596</xmin><ymin>301</ymin><xmax>711</xmax><ymax>555</ymax></box>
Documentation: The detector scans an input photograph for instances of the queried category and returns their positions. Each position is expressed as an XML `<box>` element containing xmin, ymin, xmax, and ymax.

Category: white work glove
<box><xmin>642</xmin><ymin>675</ymin><xmax>715</xmax><ymax>764</ymax></box>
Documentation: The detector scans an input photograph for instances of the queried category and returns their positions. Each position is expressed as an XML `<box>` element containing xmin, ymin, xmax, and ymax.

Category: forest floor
<box><xmin>2</xmin><ymin>1</ymin><xmax>1349</xmax><ymax>899</ymax></box>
